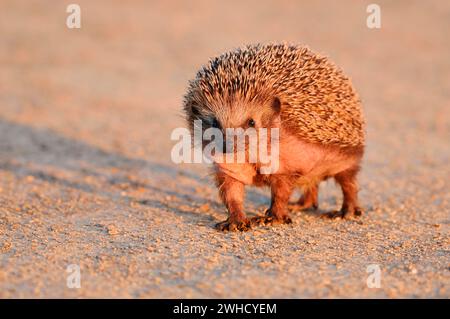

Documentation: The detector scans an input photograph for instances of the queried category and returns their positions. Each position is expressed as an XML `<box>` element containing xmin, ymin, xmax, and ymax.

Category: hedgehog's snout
<box><xmin>201</xmin><ymin>117</ymin><xmax>231</xmax><ymax>154</ymax></box>
<box><xmin>223</xmin><ymin>134</ymin><xmax>236</xmax><ymax>154</ymax></box>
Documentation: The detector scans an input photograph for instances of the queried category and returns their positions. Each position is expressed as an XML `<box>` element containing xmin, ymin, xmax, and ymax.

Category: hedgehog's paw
<box><xmin>321</xmin><ymin>207</ymin><xmax>363</xmax><ymax>219</ymax></box>
<box><xmin>275</xmin><ymin>215</ymin><xmax>293</xmax><ymax>225</ymax></box>
<box><xmin>215</xmin><ymin>218</ymin><xmax>251</xmax><ymax>232</ymax></box>
<box><xmin>251</xmin><ymin>213</ymin><xmax>292</xmax><ymax>226</ymax></box>
<box><xmin>250</xmin><ymin>215</ymin><xmax>271</xmax><ymax>226</ymax></box>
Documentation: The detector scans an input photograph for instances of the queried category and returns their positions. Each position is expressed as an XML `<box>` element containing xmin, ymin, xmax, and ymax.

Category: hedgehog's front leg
<box><xmin>252</xmin><ymin>175</ymin><xmax>294</xmax><ymax>226</ymax></box>
<box><xmin>214</xmin><ymin>172</ymin><xmax>251</xmax><ymax>232</ymax></box>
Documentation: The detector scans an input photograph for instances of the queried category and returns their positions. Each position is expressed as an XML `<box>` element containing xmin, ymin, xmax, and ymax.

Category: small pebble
<box><xmin>107</xmin><ymin>225</ymin><xmax>120</xmax><ymax>235</ymax></box>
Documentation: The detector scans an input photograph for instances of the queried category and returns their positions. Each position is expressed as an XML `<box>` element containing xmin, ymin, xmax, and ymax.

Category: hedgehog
<box><xmin>183</xmin><ymin>43</ymin><xmax>365</xmax><ymax>231</ymax></box>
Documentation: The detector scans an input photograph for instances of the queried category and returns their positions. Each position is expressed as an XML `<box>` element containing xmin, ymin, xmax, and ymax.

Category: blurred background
<box><xmin>0</xmin><ymin>0</ymin><xmax>448</xmax><ymax>298</ymax></box>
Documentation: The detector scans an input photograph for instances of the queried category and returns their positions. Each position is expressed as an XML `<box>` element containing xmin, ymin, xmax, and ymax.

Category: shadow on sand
<box><xmin>0</xmin><ymin>118</ymin><xmax>275</xmax><ymax>225</ymax></box>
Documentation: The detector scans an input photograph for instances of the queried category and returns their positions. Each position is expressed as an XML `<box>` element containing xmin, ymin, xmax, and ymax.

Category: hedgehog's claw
<box><xmin>215</xmin><ymin>218</ymin><xmax>251</xmax><ymax>232</ymax></box>
<box><xmin>321</xmin><ymin>207</ymin><xmax>363</xmax><ymax>219</ymax></box>
<box><xmin>251</xmin><ymin>214</ymin><xmax>292</xmax><ymax>226</ymax></box>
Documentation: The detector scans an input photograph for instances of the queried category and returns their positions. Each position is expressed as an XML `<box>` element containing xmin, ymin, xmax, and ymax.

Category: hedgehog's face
<box><xmin>226</xmin><ymin>97</ymin><xmax>281</xmax><ymax>131</ymax></box>
<box><xmin>190</xmin><ymin>97</ymin><xmax>281</xmax><ymax>154</ymax></box>
<box><xmin>196</xmin><ymin>97</ymin><xmax>281</xmax><ymax>130</ymax></box>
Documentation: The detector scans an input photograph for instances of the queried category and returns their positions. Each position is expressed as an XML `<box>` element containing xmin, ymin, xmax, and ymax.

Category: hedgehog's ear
<box><xmin>271</xmin><ymin>97</ymin><xmax>281</xmax><ymax>115</ymax></box>
<box><xmin>270</xmin><ymin>97</ymin><xmax>282</xmax><ymax>128</ymax></box>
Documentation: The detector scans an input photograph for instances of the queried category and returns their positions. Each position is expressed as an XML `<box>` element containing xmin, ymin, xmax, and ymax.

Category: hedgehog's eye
<box><xmin>191</xmin><ymin>105</ymin><xmax>201</xmax><ymax>117</ymax></box>
<box><xmin>248</xmin><ymin>118</ymin><xmax>255</xmax><ymax>127</ymax></box>
<box><xmin>211</xmin><ymin>118</ymin><xmax>220</xmax><ymax>128</ymax></box>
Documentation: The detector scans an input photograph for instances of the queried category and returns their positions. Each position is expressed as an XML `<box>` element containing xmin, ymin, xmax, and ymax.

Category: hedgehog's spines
<box><xmin>183</xmin><ymin>43</ymin><xmax>365</xmax><ymax>148</ymax></box>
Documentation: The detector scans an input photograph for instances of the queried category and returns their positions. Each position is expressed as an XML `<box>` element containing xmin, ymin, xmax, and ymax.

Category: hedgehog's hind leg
<box><xmin>290</xmin><ymin>183</ymin><xmax>319</xmax><ymax>211</ymax></box>
<box><xmin>322</xmin><ymin>167</ymin><xmax>362</xmax><ymax>219</ymax></box>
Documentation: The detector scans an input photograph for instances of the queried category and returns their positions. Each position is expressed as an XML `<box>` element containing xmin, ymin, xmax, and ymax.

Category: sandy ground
<box><xmin>0</xmin><ymin>0</ymin><xmax>449</xmax><ymax>298</ymax></box>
